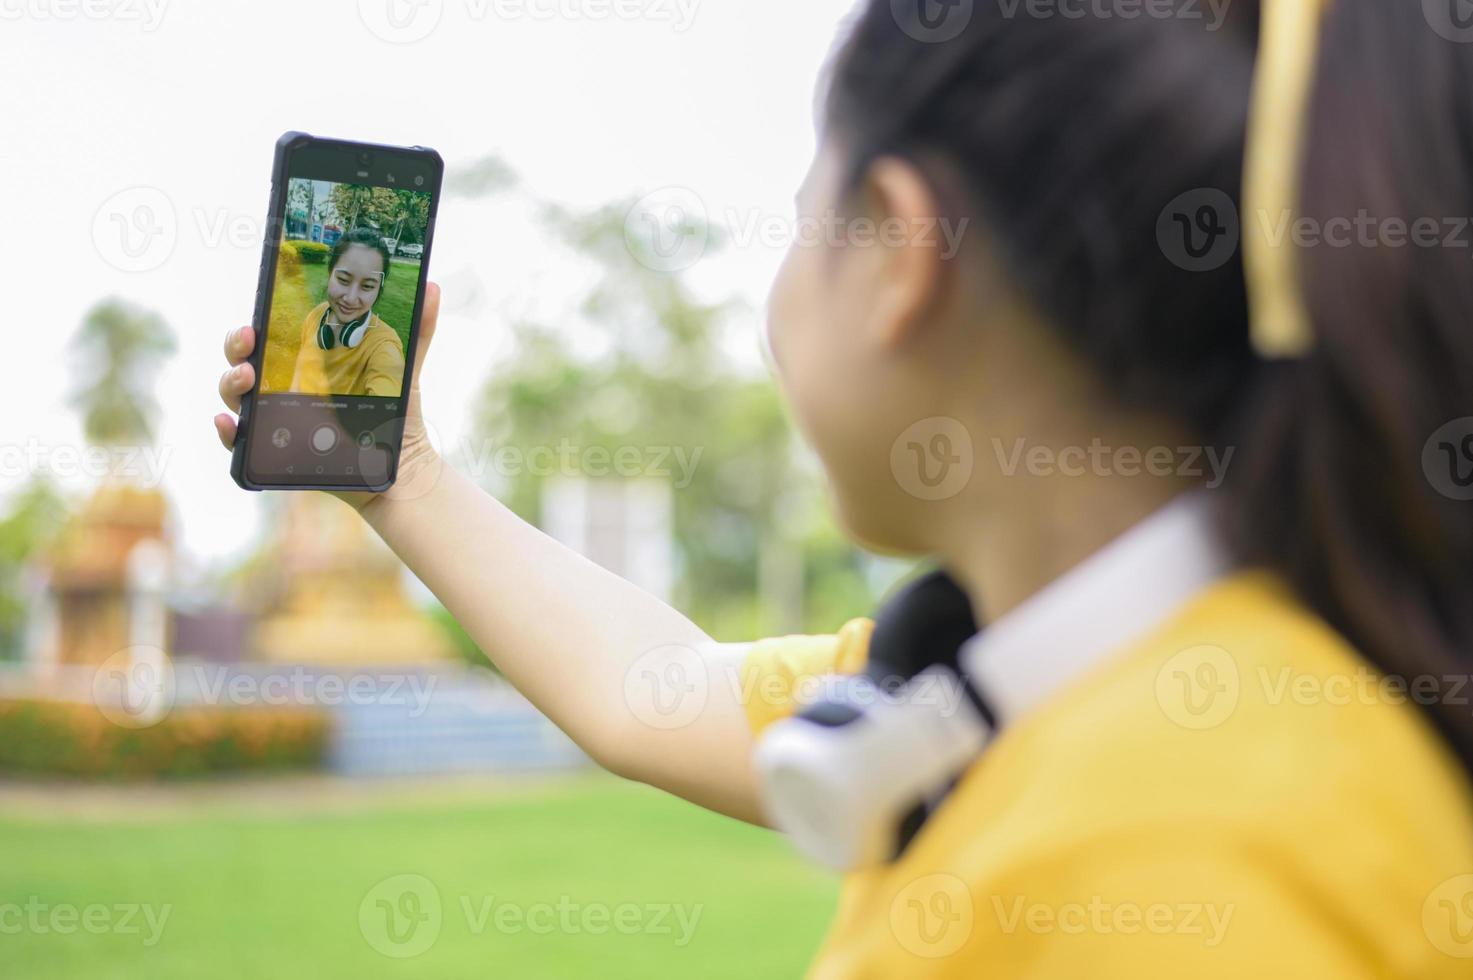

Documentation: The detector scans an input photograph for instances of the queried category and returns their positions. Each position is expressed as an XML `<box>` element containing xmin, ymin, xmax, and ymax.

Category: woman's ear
<box><xmin>854</xmin><ymin>156</ymin><xmax>955</xmax><ymax>352</ymax></box>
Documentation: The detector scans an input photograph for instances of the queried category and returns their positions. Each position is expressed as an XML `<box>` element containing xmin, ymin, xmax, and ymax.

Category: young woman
<box><xmin>287</xmin><ymin>227</ymin><xmax>405</xmax><ymax>398</ymax></box>
<box><xmin>216</xmin><ymin>2</ymin><xmax>1473</xmax><ymax>975</ymax></box>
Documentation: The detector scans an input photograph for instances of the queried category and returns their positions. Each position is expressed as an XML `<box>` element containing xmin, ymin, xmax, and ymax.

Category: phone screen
<box><xmin>240</xmin><ymin>137</ymin><xmax>441</xmax><ymax>490</ymax></box>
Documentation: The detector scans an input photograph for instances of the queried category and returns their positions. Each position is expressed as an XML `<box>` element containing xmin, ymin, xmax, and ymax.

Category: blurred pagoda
<box><xmin>27</xmin><ymin>299</ymin><xmax>176</xmax><ymax>669</ymax></box>
<box><xmin>28</xmin><ymin>484</ymin><xmax>171</xmax><ymax>668</ymax></box>
<box><xmin>245</xmin><ymin>493</ymin><xmax>454</xmax><ymax>664</ymax></box>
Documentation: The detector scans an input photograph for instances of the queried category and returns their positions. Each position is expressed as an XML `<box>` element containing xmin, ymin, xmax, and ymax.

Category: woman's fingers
<box><xmin>218</xmin><ymin>362</ymin><xmax>255</xmax><ymax>413</ymax></box>
<box><xmin>217</xmin><ymin>325</ymin><xmax>255</xmax><ymax>450</ymax></box>
<box><xmin>214</xmin><ymin>413</ymin><xmax>237</xmax><ymax>450</ymax></box>
<box><xmin>217</xmin><ymin>288</ymin><xmax>428</xmax><ymax>450</ymax></box>
<box><xmin>224</xmin><ymin>325</ymin><xmax>255</xmax><ymax>366</ymax></box>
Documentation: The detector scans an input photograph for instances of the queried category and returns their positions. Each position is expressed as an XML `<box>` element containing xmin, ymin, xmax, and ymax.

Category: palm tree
<box><xmin>67</xmin><ymin>298</ymin><xmax>176</xmax><ymax>448</ymax></box>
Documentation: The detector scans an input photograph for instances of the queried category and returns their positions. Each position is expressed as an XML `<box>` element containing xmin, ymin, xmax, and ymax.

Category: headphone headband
<box><xmin>753</xmin><ymin>571</ymin><xmax>992</xmax><ymax>871</ymax></box>
<box><xmin>316</xmin><ymin>305</ymin><xmax>373</xmax><ymax>351</ymax></box>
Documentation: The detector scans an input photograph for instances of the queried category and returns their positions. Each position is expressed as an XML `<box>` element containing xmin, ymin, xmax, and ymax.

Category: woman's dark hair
<box><xmin>826</xmin><ymin>2</ymin><xmax>1473</xmax><ymax>771</ymax></box>
<box><xmin>328</xmin><ymin>227</ymin><xmax>391</xmax><ymax>284</ymax></box>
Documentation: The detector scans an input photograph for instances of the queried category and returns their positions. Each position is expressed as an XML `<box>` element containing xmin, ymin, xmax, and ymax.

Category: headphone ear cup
<box><xmin>342</xmin><ymin>314</ymin><xmax>367</xmax><ymax>349</ymax></box>
<box><xmin>318</xmin><ymin>314</ymin><xmax>334</xmax><ymax>351</ymax></box>
<box><xmin>753</xmin><ymin>666</ymin><xmax>990</xmax><ymax>871</ymax></box>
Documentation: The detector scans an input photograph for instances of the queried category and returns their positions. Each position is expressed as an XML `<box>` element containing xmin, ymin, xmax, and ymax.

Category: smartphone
<box><xmin>231</xmin><ymin>131</ymin><xmax>443</xmax><ymax>492</ymax></box>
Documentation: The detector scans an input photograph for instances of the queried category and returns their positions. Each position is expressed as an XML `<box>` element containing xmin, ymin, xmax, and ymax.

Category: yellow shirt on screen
<box><xmin>290</xmin><ymin>302</ymin><xmax>405</xmax><ymax>398</ymax></box>
<box><xmin>744</xmin><ymin>564</ymin><xmax>1473</xmax><ymax>977</ymax></box>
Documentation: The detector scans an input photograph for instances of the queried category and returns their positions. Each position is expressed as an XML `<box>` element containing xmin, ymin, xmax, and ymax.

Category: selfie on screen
<box><xmin>258</xmin><ymin>178</ymin><xmax>430</xmax><ymax>400</ymax></box>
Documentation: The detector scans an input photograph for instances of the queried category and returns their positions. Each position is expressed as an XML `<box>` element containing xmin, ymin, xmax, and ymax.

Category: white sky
<box><xmin>0</xmin><ymin>0</ymin><xmax>861</xmax><ymax>571</ymax></box>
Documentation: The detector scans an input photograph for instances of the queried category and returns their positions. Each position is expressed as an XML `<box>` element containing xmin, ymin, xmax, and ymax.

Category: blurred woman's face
<box><xmin>327</xmin><ymin>245</ymin><xmax>385</xmax><ymax>322</ymax></box>
<box><xmin>765</xmin><ymin>144</ymin><xmax>944</xmax><ymax>554</ymax></box>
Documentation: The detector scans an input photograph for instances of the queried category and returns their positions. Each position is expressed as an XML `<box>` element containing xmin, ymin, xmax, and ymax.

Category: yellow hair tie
<box><xmin>1242</xmin><ymin>0</ymin><xmax>1334</xmax><ymax>359</ymax></box>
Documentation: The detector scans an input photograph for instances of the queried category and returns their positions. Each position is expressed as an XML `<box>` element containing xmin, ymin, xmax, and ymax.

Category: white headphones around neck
<box><xmin>753</xmin><ymin>571</ymin><xmax>995</xmax><ymax>871</ymax></box>
<box><xmin>316</xmin><ymin>306</ymin><xmax>373</xmax><ymax>351</ymax></box>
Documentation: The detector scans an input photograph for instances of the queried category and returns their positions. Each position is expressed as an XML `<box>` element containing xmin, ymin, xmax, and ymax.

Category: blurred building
<box><xmin>541</xmin><ymin>476</ymin><xmax>673</xmax><ymax>601</ymax></box>
<box><xmin>7</xmin><ymin>484</ymin><xmax>586</xmax><ymax>780</ymax></box>
<box><xmin>25</xmin><ymin>483</ymin><xmax>171</xmax><ymax>668</ymax></box>
<box><xmin>247</xmin><ymin>494</ymin><xmax>454</xmax><ymax>664</ymax></box>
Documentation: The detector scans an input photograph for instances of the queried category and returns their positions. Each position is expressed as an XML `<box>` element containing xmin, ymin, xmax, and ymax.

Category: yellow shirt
<box><xmin>291</xmin><ymin>302</ymin><xmax>405</xmax><ymax>398</ymax></box>
<box><xmin>743</xmin><ymin>572</ymin><xmax>1473</xmax><ymax>977</ymax></box>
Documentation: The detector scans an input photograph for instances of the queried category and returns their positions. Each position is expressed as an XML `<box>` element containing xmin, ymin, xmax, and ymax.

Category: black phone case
<box><xmin>230</xmin><ymin>131</ymin><xmax>444</xmax><ymax>492</ymax></box>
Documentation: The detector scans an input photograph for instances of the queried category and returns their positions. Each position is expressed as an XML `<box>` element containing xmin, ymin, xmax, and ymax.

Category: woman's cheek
<box><xmin>765</xmin><ymin>254</ymin><xmax>801</xmax><ymax>375</ymax></box>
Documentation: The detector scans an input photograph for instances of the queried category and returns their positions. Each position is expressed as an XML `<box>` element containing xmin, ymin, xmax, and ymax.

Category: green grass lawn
<box><xmin>0</xmin><ymin>774</ymin><xmax>838</xmax><ymax>979</ymax></box>
<box><xmin>260</xmin><ymin>256</ymin><xmax>422</xmax><ymax>393</ymax></box>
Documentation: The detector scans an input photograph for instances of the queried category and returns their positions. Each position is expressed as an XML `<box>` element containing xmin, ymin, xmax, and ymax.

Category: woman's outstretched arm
<box><xmin>217</xmin><ymin>284</ymin><xmax>766</xmax><ymax>824</ymax></box>
<box><xmin>363</xmin><ymin>463</ymin><xmax>765</xmax><ymax>823</ymax></box>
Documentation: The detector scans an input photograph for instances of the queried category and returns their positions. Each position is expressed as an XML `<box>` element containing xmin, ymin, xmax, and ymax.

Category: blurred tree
<box><xmin>329</xmin><ymin>184</ymin><xmax>431</xmax><ymax>244</ymax></box>
<box><xmin>0</xmin><ymin>478</ymin><xmax>67</xmax><ymax>660</ymax></box>
<box><xmin>288</xmin><ymin>179</ymin><xmax>318</xmax><ymax>234</ymax></box>
<box><xmin>67</xmin><ymin>298</ymin><xmax>176</xmax><ymax>448</ymax></box>
<box><xmin>473</xmin><ymin>198</ymin><xmax>880</xmax><ymax>639</ymax></box>
<box><xmin>445</xmin><ymin>154</ymin><xmax>520</xmax><ymax>199</ymax></box>
<box><xmin>385</xmin><ymin>189</ymin><xmax>431</xmax><ymax>245</ymax></box>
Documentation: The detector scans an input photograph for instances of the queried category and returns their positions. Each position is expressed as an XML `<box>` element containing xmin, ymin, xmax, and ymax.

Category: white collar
<box><xmin>960</xmin><ymin>491</ymin><xmax>1232</xmax><ymax>727</ymax></box>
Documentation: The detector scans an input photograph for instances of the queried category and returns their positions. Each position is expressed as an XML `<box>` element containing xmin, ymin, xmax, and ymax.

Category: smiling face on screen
<box><xmin>326</xmin><ymin>244</ymin><xmax>385</xmax><ymax>324</ymax></box>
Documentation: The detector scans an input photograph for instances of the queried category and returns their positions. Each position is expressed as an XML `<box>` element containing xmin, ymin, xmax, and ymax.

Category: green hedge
<box><xmin>282</xmin><ymin>239</ymin><xmax>330</xmax><ymax>264</ymax></box>
<box><xmin>0</xmin><ymin>699</ymin><xmax>330</xmax><ymax>779</ymax></box>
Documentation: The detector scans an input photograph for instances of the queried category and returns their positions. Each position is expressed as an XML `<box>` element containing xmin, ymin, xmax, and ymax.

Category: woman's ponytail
<box><xmin>1227</xmin><ymin>0</ymin><xmax>1473</xmax><ymax>770</ymax></box>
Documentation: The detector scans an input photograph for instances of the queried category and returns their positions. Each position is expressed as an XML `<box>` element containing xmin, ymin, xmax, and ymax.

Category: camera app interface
<box><xmin>247</xmin><ymin>151</ymin><xmax>435</xmax><ymax>486</ymax></box>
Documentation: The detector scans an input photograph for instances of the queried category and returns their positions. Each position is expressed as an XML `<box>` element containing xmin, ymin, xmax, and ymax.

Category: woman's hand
<box><xmin>215</xmin><ymin>282</ymin><xmax>445</xmax><ymax>514</ymax></box>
